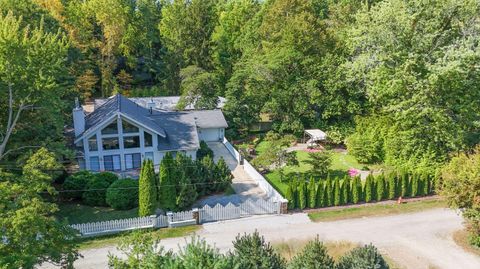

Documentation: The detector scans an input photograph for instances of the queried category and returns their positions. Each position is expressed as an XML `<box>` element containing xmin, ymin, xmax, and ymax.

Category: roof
<box><xmin>94</xmin><ymin>96</ymin><xmax>226</xmax><ymax>111</ymax></box>
<box><xmin>190</xmin><ymin>110</ymin><xmax>228</xmax><ymax>128</ymax></box>
<box><xmin>148</xmin><ymin>112</ymin><xmax>199</xmax><ymax>151</ymax></box>
<box><xmin>305</xmin><ymin>129</ymin><xmax>327</xmax><ymax>140</ymax></box>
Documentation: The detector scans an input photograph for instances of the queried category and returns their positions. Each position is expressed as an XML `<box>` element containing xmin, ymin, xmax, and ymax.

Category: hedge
<box><xmin>106</xmin><ymin>178</ymin><xmax>139</xmax><ymax>210</ymax></box>
<box><xmin>82</xmin><ymin>176</ymin><xmax>111</xmax><ymax>206</ymax></box>
<box><xmin>62</xmin><ymin>171</ymin><xmax>94</xmax><ymax>199</ymax></box>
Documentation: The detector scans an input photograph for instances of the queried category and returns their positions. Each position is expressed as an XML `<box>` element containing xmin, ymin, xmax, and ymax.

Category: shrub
<box><xmin>288</xmin><ymin>236</ymin><xmax>334</xmax><ymax>269</ymax></box>
<box><xmin>307</xmin><ymin>178</ymin><xmax>316</xmax><ymax>208</ymax></box>
<box><xmin>62</xmin><ymin>171</ymin><xmax>94</xmax><ymax>199</ymax></box>
<box><xmin>324</xmin><ymin>176</ymin><xmax>333</xmax><ymax>207</ymax></box>
<box><xmin>336</xmin><ymin>244</ymin><xmax>389</xmax><ymax>269</ymax></box>
<box><xmin>215</xmin><ymin>157</ymin><xmax>233</xmax><ymax>192</ymax></box>
<box><xmin>82</xmin><ymin>176</ymin><xmax>111</xmax><ymax>206</ymax></box>
<box><xmin>334</xmin><ymin>177</ymin><xmax>341</xmax><ymax>206</ymax></box>
<box><xmin>94</xmin><ymin>172</ymin><xmax>118</xmax><ymax>185</ymax></box>
<box><xmin>387</xmin><ymin>172</ymin><xmax>396</xmax><ymax>199</ymax></box>
<box><xmin>400</xmin><ymin>171</ymin><xmax>409</xmax><ymax>197</ymax></box>
<box><xmin>286</xmin><ymin>182</ymin><xmax>295</xmax><ymax>210</ymax></box>
<box><xmin>196</xmin><ymin>141</ymin><xmax>214</xmax><ymax>160</ymax></box>
<box><xmin>342</xmin><ymin>176</ymin><xmax>351</xmax><ymax>204</ymax></box>
<box><xmin>315</xmin><ymin>181</ymin><xmax>324</xmax><ymax>208</ymax></box>
<box><xmin>298</xmin><ymin>180</ymin><xmax>307</xmax><ymax>210</ymax></box>
<box><xmin>422</xmin><ymin>173</ymin><xmax>429</xmax><ymax>196</ymax></box>
<box><xmin>364</xmin><ymin>174</ymin><xmax>374</xmax><ymax>203</ymax></box>
<box><xmin>375</xmin><ymin>174</ymin><xmax>385</xmax><ymax>201</ymax></box>
<box><xmin>352</xmin><ymin>176</ymin><xmax>361</xmax><ymax>204</ymax></box>
<box><xmin>158</xmin><ymin>153</ymin><xmax>177</xmax><ymax>211</ymax></box>
<box><xmin>139</xmin><ymin>160</ymin><xmax>157</xmax><ymax>216</ymax></box>
<box><xmin>106</xmin><ymin>178</ymin><xmax>139</xmax><ymax>210</ymax></box>
<box><xmin>411</xmin><ymin>173</ymin><xmax>419</xmax><ymax>197</ymax></box>
<box><xmin>232</xmin><ymin>231</ymin><xmax>286</xmax><ymax>269</ymax></box>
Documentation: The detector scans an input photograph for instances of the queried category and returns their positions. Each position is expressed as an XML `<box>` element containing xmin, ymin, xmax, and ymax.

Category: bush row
<box><xmin>286</xmin><ymin>171</ymin><xmax>437</xmax><ymax>210</ymax></box>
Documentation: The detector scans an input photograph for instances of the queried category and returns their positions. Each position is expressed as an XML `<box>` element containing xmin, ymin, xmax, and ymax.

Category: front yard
<box><xmin>56</xmin><ymin>203</ymin><xmax>138</xmax><ymax>224</ymax></box>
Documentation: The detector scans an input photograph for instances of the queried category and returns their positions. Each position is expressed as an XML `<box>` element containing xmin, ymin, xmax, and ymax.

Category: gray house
<box><xmin>73</xmin><ymin>94</ymin><xmax>228</xmax><ymax>173</ymax></box>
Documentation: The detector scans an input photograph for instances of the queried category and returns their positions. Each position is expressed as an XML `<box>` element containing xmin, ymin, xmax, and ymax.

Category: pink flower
<box><xmin>348</xmin><ymin>168</ymin><xmax>359</xmax><ymax>177</ymax></box>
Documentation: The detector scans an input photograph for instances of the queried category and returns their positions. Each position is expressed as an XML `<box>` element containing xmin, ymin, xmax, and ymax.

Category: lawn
<box><xmin>308</xmin><ymin>198</ymin><xmax>447</xmax><ymax>222</ymax></box>
<box><xmin>78</xmin><ymin>225</ymin><xmax>200</xmax><ymax>250</ymax></box>
<box><xmin>56</xmin><ymin>203</ymin><xmax>138</xmax><ymax>224</ymax></box>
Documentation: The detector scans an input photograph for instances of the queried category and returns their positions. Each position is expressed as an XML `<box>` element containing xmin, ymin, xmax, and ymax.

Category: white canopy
<box><xmin>304</xmin><ymin>129</ymin><xmax>327</xmax><ymax>141</ymax></box>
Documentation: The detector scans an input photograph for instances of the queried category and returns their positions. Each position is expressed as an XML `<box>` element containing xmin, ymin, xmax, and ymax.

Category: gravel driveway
<box><xmin>41</xmin><ymin>208</ymin><xmax>480</xmax><ymax>269</ymax></box>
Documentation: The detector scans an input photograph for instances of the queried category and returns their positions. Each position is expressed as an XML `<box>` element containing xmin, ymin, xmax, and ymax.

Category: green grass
<box><xmin>254</xmin><ymin>140</ymin><xmax>271</xmax><ymax>155</ymax></box>
<box><xmin>308</xmin><ymin>198</ymin><xmax>447</xmax><ymax>222</ymax></box>
<box><xmin>56</xmin><ymin>203</ymin><xmax>138</xmax><ymax>224</ymax></box>
<box><xmin>77</xmin><ymin>225</ymin><xmax>200</xmax><ymax>250</ymax></box>
<box><xmin>330</xmin><ymin>151</ymin><xmax>365</xmax><ymax>171</ymax></box>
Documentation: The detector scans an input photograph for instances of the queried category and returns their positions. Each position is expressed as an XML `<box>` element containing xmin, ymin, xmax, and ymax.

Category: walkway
<box><xmin>49</xmin><ymin>208</ymin><xmax>480</xmax><ymax>269</ymax></box>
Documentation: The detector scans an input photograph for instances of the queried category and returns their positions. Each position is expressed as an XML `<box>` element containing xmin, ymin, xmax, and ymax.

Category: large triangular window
<box><xmin>122</xmin><ymin>119</ymin><xmax>139</xmax><ymax>133</ymax></box>
<box><xmin>101</xmin><ymin>121</ymin><xmax>118</xmax><ymax>135</ymax></box>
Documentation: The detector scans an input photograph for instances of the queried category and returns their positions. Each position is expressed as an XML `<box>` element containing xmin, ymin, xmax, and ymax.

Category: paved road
<box><xmin>44</xmin><ymin>208</ymin><xmax>480</xmax><ymax>269</ymax></box>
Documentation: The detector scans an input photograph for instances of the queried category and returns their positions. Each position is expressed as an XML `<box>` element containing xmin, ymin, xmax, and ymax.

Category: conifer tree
<box><xmin>158</xmin><ymin>152</ymin><xmax>177</xmax><ymax>211</ymax></box>
<box><xmin>400</xmin><ymin>171</ymin><xmax>409</xmax><ymax>197</ymax></box>
<box><xmin>387</xmin><ymin>172</ymin><xmax>396</xmax><ymax>199</ymax></box>
<box><xmin>422</xmin><ymin>173</ymin><xmax>429</xmax><ymax>196</ymax></box>
<box><xmin>315</xmin><ymin>181</ymin><xmax>324</xmax><ymax>208</ymax></box>
<box><xmin>352</xmin><ymin>176</ymin><xmax>361</xmax><ymax>204</ymax></box>
<box><xmin>293</xmin><ymin>178</ymin><xmax>299</xmax><ymax>209</ymax></box>
<box><xmin>334</xmin><ymin>177</ymin><xmax>341</xmax><ymax>206</ymax></box>
<box><xmin>298</xmin><ymin>180</ymin><xmax>307</xmax><ymax>209</ymax></box>
<box><xmin>411</xmin><ymin>173</ymin><xmax>419</xmax><ymax>197</ymax></box>
<box><xmin>375</xmin><ymin>174</ymin><xmax>385</xmax><ymax>201</ymax></box>
<box><xmin>364</xmin><ymin>174</ymin><xmax>374</xmax><ymax>203</ymax></box>
<box><xmin>307</xmin><ymin>177</ymin><xmax>316</xmax><ymax>208</ymax></box>
<box><xmin>286</xmin><ymin>181</ymin><xmax>295</xmax><ymax>210</ymax></box>
<box><xmin>342</xmin><ymin>175</ymin><xmax>350</xmax><ymax>204</ymax></box>
<box><xmin>325</xmin><ymin>175</ymin><xmax>333</xmax><ymax>207</ymax></box>
<box><xmin>138</xmin><ymin>160</ymin><xmax>157</xmax><ymax>216</ymax></box>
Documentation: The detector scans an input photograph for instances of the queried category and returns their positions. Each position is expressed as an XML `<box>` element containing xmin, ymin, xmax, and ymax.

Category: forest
<box><xmin>0</xmin><ymin>0</ymin><xmax>479</xmax><ymax>175</ymax></box>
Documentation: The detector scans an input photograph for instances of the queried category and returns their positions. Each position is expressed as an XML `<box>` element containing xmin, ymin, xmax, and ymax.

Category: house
<box><xmin>73</xmin><ymin>94</ymin><xmax>228</xmax><ymax>173</ymax></box>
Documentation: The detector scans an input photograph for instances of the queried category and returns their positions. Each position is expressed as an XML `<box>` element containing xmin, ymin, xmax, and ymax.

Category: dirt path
<box><xmin>42</xmin><ymin>208</ymin><xmax>480</xmax><ymax>269</ymax></box>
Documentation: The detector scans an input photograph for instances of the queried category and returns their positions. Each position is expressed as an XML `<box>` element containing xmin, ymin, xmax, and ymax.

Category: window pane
<box><xmin>112</xmin><ymin>155</ymin><xmax>121</xmax><ymax>170</ymax></box>
<box><xmin>125</xmin><ymin>154</ymin><xmax>133</xmax><ymax>170</ymax></box>
<box><xmin>132</xmin><ymin>153</ymin><xmax>141</xmax><ymax>169</ymax></box>
<box><xmin>125</xmin><ymin>153</ymin><xmax>141</xmax><ymax>170</ymax></box>
<box><xmin>102</xmin><ymin>137</ymin><xmax>119</xmax><ymax>150</ymax></box>
<box><xmin>104</xmin><ymin>155</ymin><xmax>121</xmax><ymax>171</ymax></box>
<box><xmin>102</xmin><ymin>121</ymin><xmax>118</xmax><ymax>135</ymax></box>
<box><xmin>88</xmin><ymin>135</ymin><xmax>98</xmax><ymax>151</ymax></box>
<box><xmin>123</xmin><ymin>136</ymin><xmax>140</xmax><ymax>148</ymax></box>
<box><xmin>144</xmin><ymin>132</ymin><xmax>153</xmax><ymax>147</ymax></box>
<box><xmin>90</xmin><ymin>156</ymin><xmax>100</xmax><ymax>171</ymax></box>
<box><xmin>122</xmin><ymin>119</ymin><xmax>139</xmax><ymax>133</ymax></box>
<box><xmin>145</xmin><ymin>152</ymin><xmax>154</xmax><ymax>162</ymax></box>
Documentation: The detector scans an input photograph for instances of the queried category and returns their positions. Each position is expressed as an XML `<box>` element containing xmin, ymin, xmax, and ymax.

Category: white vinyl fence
<box><xmin>71</xmin><ymin>199</ymin><xmax>280</xmax><ymax>237</ymax></box>
<box><xmin>223</xmin><ymin>138</ymin><xmax>287</xmax><ymax>202</ymax></box>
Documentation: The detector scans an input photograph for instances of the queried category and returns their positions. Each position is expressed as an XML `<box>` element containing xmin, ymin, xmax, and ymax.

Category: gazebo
<box><xmin>303</xmin><ymin>129</ymin><xmax>327</xmax><ymax>148</ymax></box>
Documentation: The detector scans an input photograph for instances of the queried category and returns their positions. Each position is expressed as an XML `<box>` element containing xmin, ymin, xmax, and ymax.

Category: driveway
<box><xmin>45</xmin><ymin>208</ymin><xmax>480</xmax><ymax>269</ymax></box>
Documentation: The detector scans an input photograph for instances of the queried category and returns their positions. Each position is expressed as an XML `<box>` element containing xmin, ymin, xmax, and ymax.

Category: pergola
<box><xmin>303</xmin><ymin>129</ymin><xmax>327</xmax><ymax>145</ymax></box>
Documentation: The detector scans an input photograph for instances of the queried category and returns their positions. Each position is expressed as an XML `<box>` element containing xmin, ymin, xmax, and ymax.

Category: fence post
<box><xmin>279</xmin><ymin>199</ymin><xmax>288</xmax><ymax>214</ymax></box>
<box><xmin>167</xmin><ymin>212</ymin><xmax>173</xmax><ymax>228</ymax></box>
<box><xmin>150</xmin><ymin>215</ymin><xmax>157</xmax><ymax>228</ymax></box>
<box><xmin>192</xmin><ymin>208</ymin><xmax>200</xmax><ymax>224</ymax></box>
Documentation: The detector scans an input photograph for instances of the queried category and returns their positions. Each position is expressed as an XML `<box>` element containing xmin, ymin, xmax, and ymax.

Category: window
<box><xmin>104</xmin><ymin>155</ymin><xmax>121</xmax><ymax>171</ymax></box>
<box><xmin>145</xmin><ymin>152</ymin><xmax>154</xmax><ymax>162</ymax></box>
<box><xmin>88</xmin><ymin>135</ymin><xmax>98</xmax><ymax>151</ymax></box>
<box><xmin>90</xmin><ymin>156</ymin><xmax>100</xmax><ymax>171</ymax></box>
<box><xmin>122</xmin><ymin>119</ymin><xmax>139</xmax><ymax>133</ymax></box>
<box><xmin>125</xmin><ymin>153</ymin><xmax>141</xmax><ymax>170</ymax></box>
<box><xmin>123</xmin><ymin>136</ymin><xmax>140</xmax><ymax>148</ymax></box>
<box><xmin>144</xmin><ymin>132</ymin><xmax>153</xmax><ymax>147</ymax></box>
<box><xmin>102</xmin><ymin>121</ymin><xmax>118</xmax><ymax>135</ymax></box>
<box><xmin>102</xmin><ymin>137</ymin><xmax>120</xmax><ymax>150</ymax></box>
<box><xmin>78</xmin><ymin>157</ymin><xmax>86</xmax><ymax>170</ymax></box>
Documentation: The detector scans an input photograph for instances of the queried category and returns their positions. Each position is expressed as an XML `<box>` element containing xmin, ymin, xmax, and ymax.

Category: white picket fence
<box><xmin>223</xmin><ymin>137</ymin><xmax>287</xmax><ymax>203</ymax></box>
<box><xmin>200</xmin><ymin>198</ymin><xmax>280</xmax><ymax>223</ymax></box>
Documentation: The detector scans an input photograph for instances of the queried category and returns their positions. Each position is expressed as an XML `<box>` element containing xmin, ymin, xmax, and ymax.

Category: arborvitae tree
<box><xmin>176</xmin><ymin>174</ymin><xmax>198</xmax><ymax>210</ymax></box>
<box><xmin>387</xmin><ymin>172</ymin><xmax>396</xmax><ymax>199</ymax></box>
<box><xmin>158</xmin><ymin>152</ymin><xmax>177</xmax><ymax>211</ymax></box>
<box><xmin>293</xmin><ymin>178</ymin><xmax>299</xmax><ymax>209</ymax></box>
<box><xmin>352</xmin><ymin>176</ymin><xmax>361</xmax><ymax>204</ymax></box>
<box><xmin>400</xmin><ymin>171</ymin><xmax>409</xmax><ymax>197</ymax></box>
<box><xmin>315</xmin><ymin>181</ymin><xmax>324</xmax><ymax>208</ymax></box>
<box><xmin>298</xmin><ymin>180</ymin><xmax>307</xmax><ymax>210</ymax></box>
<box><xmin>201</xmin><ymin>155</ymin><xmax>217</xmax><ymax>194</ymax></box>
<box><xmin>288</xmin><ymin>236</ymin><xmax>335</xmax><ymax>269</ymax></box>
<box><xmin>139</xmin><ymin>160</ymin><xmax>157</xmax><ymax>216</ymax></box>
<box><xmin>342</xmin><ymin>176</ymin><xmax>351</xmax><ymax>204</ymax></box>
<box><xmin>375</xmin><ymin>174</ymin><xmax>385</xmax><ymax>201</ymax></box>
<box><xmin>411</xmin><ymin>173</ymin><xmax>419</xmax><ymax>197</ymax></box>
<box><xmin>215</xmin><ymin>157</ymin><xmax>233</xmax><ymax>192</ymax></box>
<box><xmin>422</xmin><ymin>173</ymin><xmax>430</xmax><ymax>196</ymax></box>
<box><xmin>334</xmin><ymin>177</ymin><xmax>341</xmax><ymax>206</ymax></box>
<box><xmin>364</xmin><ymin>174</ymin><xmax>374</xmax><ymax>203</ymax></box>
<box><xmin>307</xmin><ymin>177</ymin><xmax>316</xmax><ymax>208</ymax></box>
<box><xmin>286</xmin><ymin>182</ymin><xmax>295</xmax><ymax>210</ymax></box>
<box><xmin>325</xmin><ymin>176</ymin><xmax>333</xmax><ymax>207</ymax></box>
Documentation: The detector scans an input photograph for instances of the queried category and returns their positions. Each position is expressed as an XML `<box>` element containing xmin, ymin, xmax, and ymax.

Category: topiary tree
<box><xmin>106</xmin><ymin>178</ymin><xmax>139</xmax><ymax>210</ymax></box>
<box><xmin>158</xmin><ymin>152</ymin><xmax>177</xmax><ymax>211</ymax></box>
<box><xmin>387</xmin><ymin>172</ymin><xmax>396</xmax><ymax>199</ymax></box>
<box><xmin>375</xmin><ymin>174</ymin><xmax>385</xmax><ymax>201</ymax></box>
<box><xmin>315</xmin><ymin>181</ymin><xmax>324</xmax><ymax>208</ymax></box>
<box><xmin>196</xmin><ymin>140</ymin><xmax>214</xmax><ymax>160</ymax></box>
<box><xmin>334</xmin><ymin>177</ymin><xmax>341</xmax><ymax>206</ymax></box>
<box><xmin>232</xmin><ymin>231</ymin><xmax>286</xmax><ymax>269</ymax></box>
<box><xmin>336</xmin><ymin>244</ymin><xmax>389</xmax><ymax>269</ymax></box>
<box><xmin>288</xmin><ymin>236</ymin><xmax>334</xmax><ymax>269</ymax></box>
<box><xmin>62</xmin><ymin>171</ymin><xmax>94</xmax><ymax>199</ymax></box>
<box><xmin>342</xmin><ymin>176</ymin><xmax>351</xmax><ymax>204</ymax></box>
<box><xmin>298</xmin><ymin>180</ymin><xmax>307</xmax><ymax>210</ymax></box>
<box><xmin>94</xmin><ymin>171</ymin><xmax>118</xmax><ymax>185</ymax></box>
<box><xmin>139</xmin><ymin>159</ymin><xmax>157</xmax><ymax>216</ymax></box>
<box><xmin>307</xmin><ymin>178</ymin><xmax>316</xmax><ymax>208</ymax></box>
<box><xmin>364</xmin><ymin>174</ymin><xmax>374</xmax><ymax>203</ymax></box>
<box><xmin>82</xmin><ymin>176</ymin><xmax>111</xmax><ymax>206</ymax></box>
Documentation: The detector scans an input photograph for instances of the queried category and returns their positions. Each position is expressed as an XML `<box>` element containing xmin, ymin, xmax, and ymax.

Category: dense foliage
<box><xmin>106</xmin><ymin>178</ymin><xmax>139</xmax><ymax>210</ymax></box>
<box><xmin>109</xmin><ymin>231</ymin><xmax>388</xmax><ymax>269</ymax></box>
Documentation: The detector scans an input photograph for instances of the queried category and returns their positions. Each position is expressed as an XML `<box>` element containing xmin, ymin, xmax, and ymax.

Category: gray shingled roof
<box><xmin>94</xmin><ymin>96</ymin><xmax>226</xmax><ymax>111</ymax></box>
<box><xmin>148</xmin><ymin>112</ymin><xmax>199</xmax><ymax>151</ymax></box>
<box><xmin>190</xmin><ymin>110</ymin><xmax>228</xmax><ymax>128</ymax></box>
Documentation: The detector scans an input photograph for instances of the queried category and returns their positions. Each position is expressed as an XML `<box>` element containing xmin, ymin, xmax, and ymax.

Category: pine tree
<box><xmin>138</xmin><ymin>160</ymin><xmax>157</xmax><ymax>216</ymax></box>
<box><xmin>400</xmin><ymin>171</ymin><xmax>409</xmax><ymax>197</ymax></box>
<box><xmin>307</xmin><ymin>177</ymin><xmax>316</xmax><ymax>208</ymax></box>
<box><xmin>158</xmin><ymin>152</ymin><xmax>177</xmax><ymax>211</ymax></box>
<box><xmin>298</xmin><ymin>180</ymin><xmax>307</xmax><ymax>210</ymax></box>
<box><xmin>352</xmin><ymin>176</ymin><xmax>361</xmax><ymax>204</ymax></box>
<box><xmin>342</xmin><ymin>176</ymin><xmax>350</xmax><ymax>204</ymax></box>
<box><xmin>325</xmin><ymin>176</ymin><xmax>333</xmax><ymax>207</ymax></box>
<box><xmin>387</xmin><ymin>172</ymin><xmax>396</xmax><ymax>199</ymax></box>
<box><xmin>315</xmin><ymin>181</ymin><xmax>324</xmax><ymax>208</ymax></box>
<box><xmin>364</xmin><ymin>174</ymin><xmax>374</xmax><ymax>203</ymax></box>
<box><xmin>375</xmin><ymin>174</ymin><xmax>385</xmax><ymax>201</ymax></box>
<box><xmin>286</xmin><ymin>181</ymin><xmax>295</xmax><ymax>209</ymax></box>
<box><xmin>334</xmin><ymin>177</ymin><xmax>341</xmax><ymax>206</ymax></box>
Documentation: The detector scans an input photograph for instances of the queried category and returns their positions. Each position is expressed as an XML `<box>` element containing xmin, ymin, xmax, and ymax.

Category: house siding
<box><xmin>198</xmin><ymin>128</ymin><xmax>224</xmax><ymax>142</ymax></box>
